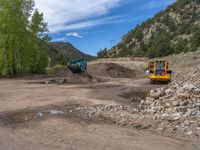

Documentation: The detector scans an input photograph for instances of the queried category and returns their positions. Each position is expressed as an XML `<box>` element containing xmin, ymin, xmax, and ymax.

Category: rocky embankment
<box><xmin>66</xmin><ymin>65</ymin><xmax>200</xmax><ymax>137</ymax></box>
<box><xmin>140</xmin><ymin>65</ymin><xmax>200</xmax><ymax>136</ymax></box>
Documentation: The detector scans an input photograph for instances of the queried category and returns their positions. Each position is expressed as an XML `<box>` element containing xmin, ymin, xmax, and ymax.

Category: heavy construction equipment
<box><xmin>146</xmin><ymin>61</ymin><xmax>172</xmax><ymax>84</ymax></box>
<box><xmin>68</xmin><ymin>58</ymin><xmax>87</xmax><ymax>73</ymax></box>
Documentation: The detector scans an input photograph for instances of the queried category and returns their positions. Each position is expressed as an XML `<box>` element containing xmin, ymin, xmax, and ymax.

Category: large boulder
<box><xmin>150</xmin><ymin>88</ymin><xmax>165</xmax><ymax>99</ymax></box>
<box><xmin>183</xmin><ymin>83</ymin><xmax>198</xmax><ymax>92</ymax></box>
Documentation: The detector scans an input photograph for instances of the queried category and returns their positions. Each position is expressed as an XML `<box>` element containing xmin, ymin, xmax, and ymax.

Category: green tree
<box><xmin>97</xmin><ymin>48</ymin><xmax>108</xmax><ymax>58</ymax></box>
<box><xmin>133</xmin><ymin>49</ymin><xmax>145</xmax><ymax>57</ymax></box>
<box><xmin>0</xmin><ymin>0</ymin><xmax>49</xmax><ymax>75</ymax></box>
<box><xmin>147</xmin><ymin>47</ymin><xmax>158</xmax><ymax>58</ymax></box>
<box><xmin>172</xmin><ymin>39</ymin><xmax>189</xmax><ymax>53</ymax></box>
<box><xmin>147</xmin><ymin>32</ymin><xmax>172</xmax><ymax>58</ymax></box>
<box><xmin>191</xmin><ymin>29</ymin><xmax>200</xmax><ymax>51</ymax></box>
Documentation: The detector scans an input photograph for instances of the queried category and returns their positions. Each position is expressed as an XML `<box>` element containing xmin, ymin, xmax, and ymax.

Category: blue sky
<box><xmin>35</xmin><ymin>0</ymin><xmax>176</xmax><ymax>56</ymax></box>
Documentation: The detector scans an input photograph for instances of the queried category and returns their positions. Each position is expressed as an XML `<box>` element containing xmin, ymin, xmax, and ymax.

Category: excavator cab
<box><xmin>147</xmin><ymin>61</ymin><xmax>172</xmax><ymax>84</ymax></box>
<box><xmin>68</xmin><ymin>58</ymin><xmax>87</xmax><ymax>73</ymax></box>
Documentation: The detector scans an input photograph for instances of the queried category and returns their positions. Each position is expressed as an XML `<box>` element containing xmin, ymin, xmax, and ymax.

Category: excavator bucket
<box><xmin>68</xmin><ymin>64</ymin><xmax>83</xmax><ymax>73</ymax></box>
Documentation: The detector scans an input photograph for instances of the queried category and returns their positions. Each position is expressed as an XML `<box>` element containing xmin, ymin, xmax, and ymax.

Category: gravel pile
<box><xmin>87</xmin><ymin>62</ymin><xmax>137</xmax><ymax>78</ymax></box>
<box><xmin>71</xmin><ymin>104</ymin><xmax>143</xmax><ymax>126</ymax></box>
<box><xmin>139</xmin><ymin>65</ymin><xmax>200</xmax><ymax>136</ymax></box>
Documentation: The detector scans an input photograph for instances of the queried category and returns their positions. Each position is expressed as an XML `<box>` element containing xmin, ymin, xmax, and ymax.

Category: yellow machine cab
<box><xmin>146</xmin><ymin>61</ymin><xmax>172</xmax><ymax>84</ymax></box>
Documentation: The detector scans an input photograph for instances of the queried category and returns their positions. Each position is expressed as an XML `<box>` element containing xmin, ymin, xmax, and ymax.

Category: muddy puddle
<box><xmin>5</xmin><ymin>112</ymin><xmax>37</xmax><ymax>124</ymax></box>
<box><xmin>0</xmin><ymin>109</ymin><xmax>65</xmax><ymax>126</ymax></box>
<box><xmin>28</xmin><ymin>81</ymin><xmax>47</xmax><ymax>84</ymax></box>
<box><xmin>0</xmin><ymin>103</ymin><xmax>120</xmax><ymax>127</ymax></box>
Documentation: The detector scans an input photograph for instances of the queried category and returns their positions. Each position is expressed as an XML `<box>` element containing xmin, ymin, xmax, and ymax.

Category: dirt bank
<box><xmin>44</xmin><ymin>59</ymin><xmax>146</xmax><ymax>84</ymax></box>
<box><xmin>87</xmin><ymin>62</ymin><xmax>137</xmax><ymax>78</ymax></box>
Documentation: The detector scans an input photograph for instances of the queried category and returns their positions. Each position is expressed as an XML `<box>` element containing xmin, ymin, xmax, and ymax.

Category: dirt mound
<box><xmin>65</xmin><ymin>72</ymin><xmax>101</xmax><ymax>83</ymax></box>
<box><xmin>88</xmin><ymin>62</ymin><xmax>137</xmax><ymax>78</ymax></box>
<box><xmin>44</xmin><ymin>67</ymin><xmax>106</xmax><ymax>84</ymax></box>
<box><xmin>45</xmin><ymin>73</ymin><xmax>103</xmax><ymax>84</ymax></box>
<box><xmin>46</xmin><ymin>61</ymin><xmax>145</xmax><ymax>84</ymax></box>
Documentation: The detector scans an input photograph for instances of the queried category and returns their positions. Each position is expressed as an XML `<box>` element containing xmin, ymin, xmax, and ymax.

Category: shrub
<box><xmin>45</xmin><ymin>64</ymin><xmax>66</xmax><ymax>75</ymax></box>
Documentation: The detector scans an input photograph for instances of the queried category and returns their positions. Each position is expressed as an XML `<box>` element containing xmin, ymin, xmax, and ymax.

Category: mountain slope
<box><xmin>108</xmin><ymin>0</ymin><xmax>200</xmax><ymax>58</ymax></box>
<box><xmin>48</xmin><ymin>42</ymin><xmax>93</xmax><ymax>66</ymax></box>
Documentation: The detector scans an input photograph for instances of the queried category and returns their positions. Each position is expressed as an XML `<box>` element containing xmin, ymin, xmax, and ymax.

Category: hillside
<box><xmin>48</xmin><ymin>42</ymin><xmax>93</xmax><ymax>66</ymax></box>
<box><xmin>107</xmin><ymin>0</ymin><xmax>200</xmax><ymax>58</ymax></box>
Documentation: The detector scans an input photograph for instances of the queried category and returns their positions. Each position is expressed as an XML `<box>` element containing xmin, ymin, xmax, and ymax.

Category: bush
<box><xmin>117</xmin><ymin>48</ymin><xmax>133</xmax><ymax>57</ymax></box>
<box><xmin>191</xmin><ymin>29</ymin><xmax>200</xmax><ymax>51</ymax></box>
<box><xmin>133</xmin><ymin>49</ymin><xmax>145</xmax><ymax>57</ymax></box>
<box><xmin>97</xmin><ymin>48</ymin><xmax>108</xmax><ymax>58</ymax></box>
<box><xmin>172</xmin><ymin>39</ymin><xmax>189</xmax><ymax>53</ymax></box>
<box><xmin>147</xmin><ymin>47</ymin><xmax>158</xmax><ymax>58</ymax></box>
<box><xmin>45</xmin><ymin>64</ymin><xmax>66</xmax><ymax>75</ymax></box>
<box><xmin>147</xmin><ymin>31</ymin><xmax>173</xmax><ymax>58</ymax></box>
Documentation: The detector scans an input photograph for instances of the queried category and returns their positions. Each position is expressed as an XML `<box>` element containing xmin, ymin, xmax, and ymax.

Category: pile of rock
<box><xmin>74</xmin><ymin>104</ymin><xmax>140</xmax><ymax>126</ymax></box>
<box><xmin>140</xmin><ymin>66</ymin><xmax>200</xmax><ymax>135</ymax></box>
<box><xmin>45</xmin><ymin>78</ymin><xmax>68</xmax><ymax>84</ymax></box>
<box><xmin>45</xmin><ymin>72</ymin><xmax>103</xmax><ymax>84</ymax></box>
<box><xmin>65</xmin><ymin>66</ymin><xmax>200</xmax><ymax>136</ymax></box>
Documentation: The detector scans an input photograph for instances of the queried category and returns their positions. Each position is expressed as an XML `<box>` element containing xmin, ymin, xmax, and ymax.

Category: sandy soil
<box><xmin>0</xmin><ymin>77</ymin><xmax>199</xmax><ymax>150</ymax></box>
<box><xmin>1</xmin><ymin>54</ymin><xmax>200</xmax><ymax>150</ymax></box>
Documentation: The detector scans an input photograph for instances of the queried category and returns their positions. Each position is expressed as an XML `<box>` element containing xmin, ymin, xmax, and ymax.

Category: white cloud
<box><xmin>53</xmin><ymin>38</ymin><xmax>67</xmax><ymax>42</ymax></box>
<box><xmin>34</xmin><ymin>0</ymin><xmax>122</xmax><ymax>33</ymax></box>
<box><xmin>66</xmin><ymin>32</ymin><xmax>82</xmax><ymax>38</ymax></box>
<box><xmin>49</xmin><ymin>15</ymin><xmax>124</xmax><ymax>33</ymax></box>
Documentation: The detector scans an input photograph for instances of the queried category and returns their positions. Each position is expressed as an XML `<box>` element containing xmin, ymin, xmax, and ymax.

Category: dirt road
<box><xmin>0</xmin><ymin>78</ymin><xmax>199</xmax><ymax>150</ymax></box>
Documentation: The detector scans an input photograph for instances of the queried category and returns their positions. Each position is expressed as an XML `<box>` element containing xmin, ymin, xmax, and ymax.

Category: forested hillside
<box><xmin>48</xmin><ymin>42</ymin><xmax>93</xmax><ymax>66</ymax></box>
<box><xmin>104</xmin><ymin>0</ymin><xmax>200</xmax><ymax>58</ymax></box>
<box><xmin>0</xmin><ymin>0</ymin><xmax>50</xmax><ymax>76</ymax></box>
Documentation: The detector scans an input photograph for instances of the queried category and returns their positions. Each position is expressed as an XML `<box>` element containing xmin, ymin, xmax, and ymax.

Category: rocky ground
<box><xmin>140</xmin><ymin>65</ymin><xmax>200</xmax><ymax>137</ymax></box>
<box><xmin>0</xmin><ymin>55</ymin><xmax>200</xmax><ymax>150</ymax></box>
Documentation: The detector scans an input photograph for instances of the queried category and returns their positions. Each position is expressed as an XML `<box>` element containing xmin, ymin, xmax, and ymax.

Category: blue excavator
<box><xmin>68</xmin><ymin>58</ymin><xmax>87</xmax><ymax>73</ymax></box>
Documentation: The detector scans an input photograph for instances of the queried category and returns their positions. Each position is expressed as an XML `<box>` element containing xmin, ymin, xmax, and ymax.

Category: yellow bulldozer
<box><xmin>146</xmin><ymin>61</ymin><xmax>172</xmax><ymax>84</ymax></box>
